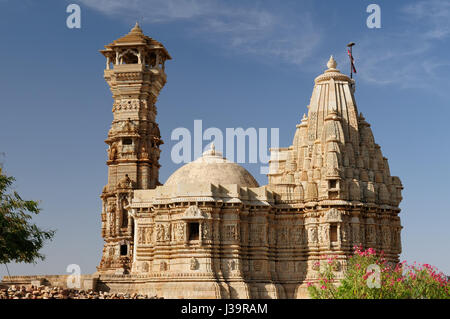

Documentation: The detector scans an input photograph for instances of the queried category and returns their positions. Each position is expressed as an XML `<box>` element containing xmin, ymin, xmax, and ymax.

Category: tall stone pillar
<box><xmin>97</xmin><ymin>23</ymin><xmax>171</xmax><ymax>273</ymax></box>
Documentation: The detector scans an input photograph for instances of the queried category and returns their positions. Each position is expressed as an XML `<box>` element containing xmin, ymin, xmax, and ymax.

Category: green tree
<box><xmin>0</xmin><ymin>168</ymin><xmax>55</xmax><ymax>264</ymax></box>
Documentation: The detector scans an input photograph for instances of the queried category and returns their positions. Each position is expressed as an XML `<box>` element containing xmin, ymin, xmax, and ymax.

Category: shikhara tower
<box><xmin>267</xmin><ymin>56</ymin><xmax>403</xmax><ymax>266</ymax></box>
<box><xmin>97</xmin><ymin>23</ymin><xmax>171</xmax><ymax>273</ymax></box>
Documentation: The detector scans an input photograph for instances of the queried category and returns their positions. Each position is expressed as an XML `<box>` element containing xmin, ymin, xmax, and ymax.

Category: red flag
<box><xmin>347</xmin><ymin>49</ymin><xmax>357</xmax><ymax>73</ymax></box>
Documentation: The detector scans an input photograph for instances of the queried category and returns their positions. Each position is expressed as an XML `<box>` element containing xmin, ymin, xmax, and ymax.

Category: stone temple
<box><xmin>2</xmin><ymin>25</ymin><xmax>403</xmax><ymax>298</ymax></box>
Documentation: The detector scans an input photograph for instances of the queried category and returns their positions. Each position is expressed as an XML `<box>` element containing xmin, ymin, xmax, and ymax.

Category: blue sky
<box><xmin>0</xmin><ymin>0</ymin><xmax>449</xmax><ymax>277</ymax></box>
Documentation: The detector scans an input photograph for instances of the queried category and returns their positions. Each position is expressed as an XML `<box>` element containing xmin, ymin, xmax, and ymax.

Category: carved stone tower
<box><xmin>268</xmin><ymin>56</ymin><xmax>403</xmax><ymax>278</ymax></box>
<box><xmin>97</xmin><ymin>24</ymin><xmax>171</xmax><ymax>273</ymax></box>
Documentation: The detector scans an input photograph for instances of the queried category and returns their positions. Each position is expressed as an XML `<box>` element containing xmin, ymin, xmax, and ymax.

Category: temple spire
<box><xmin>327</xmin><ymin>55</ymin><xmax>337</xmax><ymax>70</ymax></box>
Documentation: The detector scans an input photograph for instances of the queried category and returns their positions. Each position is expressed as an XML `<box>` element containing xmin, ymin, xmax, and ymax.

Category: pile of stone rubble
<box><xmin>0</xmin><ymin>285</ymin><xmax>161</xmax><ymax>299</ymax></box>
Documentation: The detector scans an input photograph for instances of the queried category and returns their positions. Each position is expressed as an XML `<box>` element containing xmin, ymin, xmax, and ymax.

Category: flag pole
<box><xmin>347</xmin><ymin>42</ymin><xmax>355</xmax><ymax>79</ymax></box>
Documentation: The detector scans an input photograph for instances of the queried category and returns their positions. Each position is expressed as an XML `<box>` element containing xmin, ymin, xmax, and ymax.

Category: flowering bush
<box><xmin>307</xmin><ymin>245</ymin><xmax>449</xmax><ymax>299</ymax></box>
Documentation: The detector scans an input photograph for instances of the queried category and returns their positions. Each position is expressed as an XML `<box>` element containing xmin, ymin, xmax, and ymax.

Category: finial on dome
<box><xmin>301</xmin><ymin>113</ymin><xmax>308</xmax><ymax>123</ymax></box>
<box><xmin>327</xmin><ymin>55</ymin><xmax>337</xmax><ymax>69</ymax></box>
<box><xmin>131</xmin><ymin>21</ymin><xmax>142</xmax><ymax>33</ymax></box>
<box><xmin>210</xmin><ymin>142</ymin><xmax>215</xmax><ymax>154</ymax></box>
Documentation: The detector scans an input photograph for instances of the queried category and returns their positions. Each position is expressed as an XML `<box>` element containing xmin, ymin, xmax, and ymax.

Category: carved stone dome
<box><xmin>164</xmin><ymin>144</ymin><xmax>259</xmax><ymax>188</ymax></box>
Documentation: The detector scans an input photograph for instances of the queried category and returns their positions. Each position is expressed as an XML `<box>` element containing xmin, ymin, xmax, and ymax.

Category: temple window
<box><xmin>330</xmin><ymin>224</ymin><xmax>338</xmax><ymax>243</ymax></box>
<box><xmin>188</xmin><ymin>222</ymin><xmax>199</xmax><ymax>241</ymax></box>
<box><xmin>329</xmin><ymin>179</ymin><xmax>337</xmax><ymax>189</ymax></box>
<box><xmin>120</xmin><ymin>49</ymin><xmax>139</xmax><ymax>64</ymax></box>
<box><xmin>123</xmin><ymin>138</ymin><xmax>132</xmax><ymax>145</ymax></box>
<box><xmin>120</xmin><ymin>244</ymin><xmax>128</xmax><ymax>256</ymax></box>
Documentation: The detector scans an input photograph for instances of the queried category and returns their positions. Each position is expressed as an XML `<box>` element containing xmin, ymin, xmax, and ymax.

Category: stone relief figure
<box><xmin>269</xmin><ymin>228</ymin><xmax>276</xmax><ymax>245</ymax></box>
<box><xmin>108</xmin><ymin>246</ymin><xmax>115</xmax><ymax>256</ymax></box>
<box><xmin>138</xmin><ymin>227</ymin><xmax>145</xmax><ymax>244</ymax></box>
<box><xmin>201</xmin><ymin>222</ymin><xmax>211</xmax><ymax>240</ymax></box>
<box><xmin>341</xmin><ymin>223</ymin><xmax>350</xmax><ymax>242</ymax></box>
<box><xmin>190</xmin><ymin>257</ymin><xmax>199</xmax><ymax>270</ymax></box>
<box><xmin>107</xmin><ymin>201</ymin><xmax>116</xmax><ymax>214</ymax></box>
<box><xmin>320</xmin><ymin>224</ymin><xmax>329</xmax><ymax>244</ymax></box>
<box><xmin>367</xmin><ymin>224</ymin><xmax>376</xmax><ymax>243</ymax></box>
<box><xmin>164</xmin><ymin>224</ymin><xmax>171</xmax><ymax>241</ymax></box>
<box><xmin>318</xmin><ymin>225</ymin><xmax>323</xmax><ymax>243</ymax></box>
<box><xmin>160</xmin><ymin>261</ymin><xmax>167</xmax><ymax>271</ymax></box>
<box><xmin>108</xmin><ymin>201</ymin><xmax>116</xmax><ymax>232</ymax></box>
<box><xmin>229</xmin><ymin>260</ymin><xmax>237</xmax><ymax>271</ymax></box>
<box><xmin>308</xmin><ymin>226</ymin><xmax>318</xmax><ymax>243</ymax></box>
<box><xmin>118</xmin><ymin>174</ymin><xmax>133</xmax><ymax>189</ymax></box>
<box><xmin>151</xmin><ymin>123</ymin><xmax>161</xmax><ymax>141</ymax></box>
<box><xmin>360</xmin><ymin>226</ymin><xmax>365</xmax><ymax>245</ymax></box>
<box><xmin>108</xmin><ymin>142</ymin><xmax>118</xmax><ymax>161</ymax></box>
<box><xmin>140</xmin><ymin>145</ymin><xmax>149</xmax><ymax>159</ymax></box>
<box><xmin>156</xmin><ymin>224</ymin><xmax>165</xmax><ymax>242</ymax></box>
<box><xmin>120</xmin><ymin>117</ymin><xmax>138</xmax><ymax>133</ymax></box>
<box><xmin>145</xmin><ymin>227</ymin><xmax>153</xmax><ymax>244</ymax></box>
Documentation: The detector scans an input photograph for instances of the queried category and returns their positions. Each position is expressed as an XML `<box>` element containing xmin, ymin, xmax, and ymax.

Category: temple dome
<box><xmin>164</xmin><ymin>144</ymin><xmax>259</xmax><ymax>188</ymax></box>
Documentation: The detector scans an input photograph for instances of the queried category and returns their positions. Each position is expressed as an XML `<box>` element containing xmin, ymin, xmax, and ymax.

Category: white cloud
<box><xmin>402</xmin><ymin>0</ymin><xmax>450</xmax><ymax>40</ymax></box>
<box><xmin>78</xmin><ymin>0</ymin><xmax>321</xmax><ymax>66</ymax></box>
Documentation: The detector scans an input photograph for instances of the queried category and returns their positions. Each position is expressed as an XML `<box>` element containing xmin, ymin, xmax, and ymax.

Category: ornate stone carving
<box><xmin>308</xmin><ymin>226</ymin><xmax>318</xmax><ymax>243</ymax></box>
<box><xmin>319</xmin><ymin>224</ymin><xmax>329</xmax><ymax>244</ymax></box>
<box><xmin>164</xmin><ymin>224</ymin><xmax>171</xmax><ymax>241</ymax></box>
<box><xmin>277</xmin><ymin>226</ymin><xmax>288</xmax><ymax>244</ymax></box>
<box><xmin>174</xmin><ymin>222</ymin><xmax>185</xmax><ymax>241</ymax></box>
<box><xmin>382</xmin><ymin>226</ymin><xmax>391</xmax><ymax>246</ymax></box>
<box><xmin>156</xmin><ymin>224</ymin><xmax>165</xmax><ymax>242</ymax></box>
<box><xmin>145</xmin><ymin>227</ymin><xmax>153</xmax><ymax>244</ymax></box>
<box><xmin>183</xmin><ymin>205</ymin><xmax>206</xmax><ymax>219</ymax></box>
<box><xmin>201</xmin><ymin>221</ymin><xmax>211</xmax><ymax>240</ymax></box>
<box><xmin>108</xmin><ymin>142</ymin><xmax>118</xmax><ymax>161</ymax></box>
<box><xmin>253</xmin><ymin>260</ymin><xmax>262</xmax><ymax>272</ymax></box>
<box><xmin>190</xmin><ymin>257</ymin><xmax>199</xmax><ymax>270</ymax></box>
<box><xmin>324</xmin><ymin>208</ymin><xmax>341</xmax><ymax>222</ymax></box>
<box><xmin>118</xmin><ymin>174</ymin><xmax>133</xmax><ymax>189</ymax></box>
<box><xmin>225</xmin><ymin>224</ymin><xmax>239</xmax><ymax>241</ymax></box>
